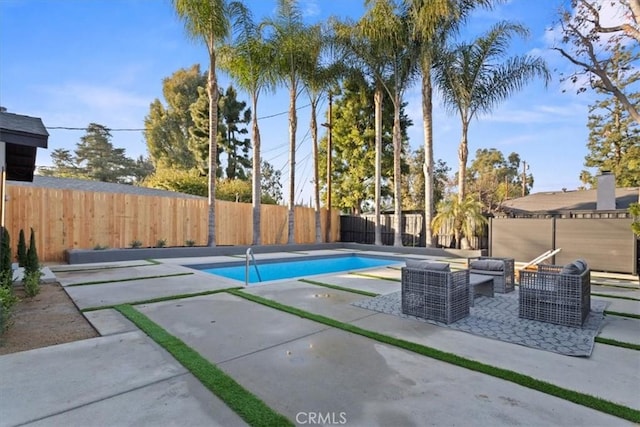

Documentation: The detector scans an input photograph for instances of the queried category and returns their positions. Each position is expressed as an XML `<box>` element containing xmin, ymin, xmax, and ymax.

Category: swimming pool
<box><xmin>190</xmin><ymin>254</ymin><xmax>402</xmax><ymax>284</ymax></box>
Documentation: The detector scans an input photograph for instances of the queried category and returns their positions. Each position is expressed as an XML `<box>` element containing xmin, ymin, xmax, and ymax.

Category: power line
<box><xmin>47</xmin><ymin>126</ymin><xmax>144</xmax><ymax>131</ymax></box>
<box><xmin>45</xmin><ymin>102</ymin><xmax>314</xmax><ymax>132</ymax></box>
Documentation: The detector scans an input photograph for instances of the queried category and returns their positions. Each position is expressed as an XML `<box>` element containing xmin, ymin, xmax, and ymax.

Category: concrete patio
<box><xmin>1</xmin><ymin>249</ymin><xmax>638</xmax><ymax>426</ymax></box>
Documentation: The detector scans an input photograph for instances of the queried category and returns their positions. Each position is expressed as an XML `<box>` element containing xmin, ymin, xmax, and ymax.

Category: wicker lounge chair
<box><xmin>518</xmin><ymin>260</ymin><xmax>591</xmax><ymax>327</ymax></box>
<box><xmin>467</xmin><ymin>256</ymin><xmax>515</xmax><ymax>293</ymax></box>
<box><xmin>401</xmin><ymin>260</ymin><xmax>470</xmax><ymax>324</ymax></box>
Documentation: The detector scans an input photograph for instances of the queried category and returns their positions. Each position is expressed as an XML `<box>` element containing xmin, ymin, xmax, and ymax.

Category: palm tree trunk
<box><xmin>207</xmin><ymin>51</ymin><xmax>218</xmax><ymax>247</ymax></box>
<box><xmin>287</xmin><ymin>79</ymin><xmax>297</xmax><ymax>245</ymax></box>
<box><xmin>310</xmin><ymin>99</ymin><xmax>322</xmax><ymax>243</ymax></box>
<box><xmin>457</xmin><ymin>120</ymin><xmax>469</xmax><ymax>204</ymax></box>
<box><xmin>421</xmin><ymin>62</ymin><xmax>435</xmax><ymax>248</ymax></box>
<box><xmin>393</xmin><ymin>91</ymin><xmax>403</xmax><ymax>247</ymax></box>
<box><xmin>374</xmin><ymin>82</ymin><xmax>383</xmax><ymax>246</ymax></box>
<box><xmin>251</xmin><ymin>92</ymin><xmax>261</xmax><ymax>245</ymax></box>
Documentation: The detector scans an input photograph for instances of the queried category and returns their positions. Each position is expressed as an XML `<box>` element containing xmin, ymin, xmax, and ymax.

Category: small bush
<box><xmin>185</xmin><ymin>239</ymin><xmax>196</xmax><ymax>247</ymax></box>
<box><xmin>24</xmin><ymin>228</ymin><xmax>41</xmax><ymax>297</ymax></box>
<box><xmin>23</xmin><ymin>270</ymin><xmax>42</xmax><ymax>298</ymax></box>
<box><xmin>0</xmin><ymin>227</ymin><xmax>13</xmax><ymax>288</ymax></box>
<box><xmin>93</xmin><ymin>244</ymin><xmax>109</xmax><ymax>250</ymax></box>
<box><xmin>17</xmin><ymin>229</ymin><xmax>27</xmax><ymax>267</ymax></box>
<box><xmin>0</xmin><ymin>285</ymin><xmax>18</xmax><ymax>333</ymax></box>
<box><xmin>130</xmin><ymin>240</ymin><xmax>143</xmax><ymax>249</ymax></box>
<box><xmin>156</xmin><ymin>239</ymin><xmax>167</xmax><ymax>248</ymax></box>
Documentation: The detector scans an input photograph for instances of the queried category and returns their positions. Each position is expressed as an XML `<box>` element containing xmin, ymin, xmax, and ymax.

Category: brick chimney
<box><xmin>596</xmin><ymin>171</ymin><xmax>616</xmax><ymax>210</ymax></box>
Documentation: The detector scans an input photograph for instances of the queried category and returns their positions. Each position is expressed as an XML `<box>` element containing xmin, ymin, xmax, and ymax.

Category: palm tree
<box><xmin>333</xmin><ymin>6</ymin><xmax>394</xmax><ymax>246</ymax></box>
<box><xmin>431</xmin><ymin>194</ymin><xmax>487</xmax><ymax>249</ymax></box>
<box><xmin>356</xmin><ymin>0</ymin><xmax>417</xmax><ymax>248</ymax></box>
<box><xmin>263</xmin><ymin>0</ymin><xmax>309</xmax><ymax>245</ymax></box>
<box><xmin>299</xmin><ymin>24</ymin><xmax>343</xmax><ymax>243</ymax></box>
<box><xmin>172</xmin><ymin>0</ymin><xmax>240</xmax><ymax>246</ymax></box>
<box><xmin>406</xmin><ymin>0</ymin><xmax>496</xmax><ymax>248</ymax></box>
<box><xmin>434</xmin><ymin>22</ymin><xmax>549</xmax><ymax>205</ymax></box>
<box><xmin>219</xmin><ymin>6</ymin><xmax>277</xmax><ymax>245</ymax></box>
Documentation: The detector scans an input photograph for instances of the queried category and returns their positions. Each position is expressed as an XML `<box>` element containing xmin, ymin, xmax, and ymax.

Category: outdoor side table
<box><xmin>469</xmin><ymin>273</ymin><xmax>494</xmax><ymax>307</ymax></box>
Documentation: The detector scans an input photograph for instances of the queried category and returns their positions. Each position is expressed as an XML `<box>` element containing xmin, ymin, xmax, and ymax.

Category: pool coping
<box><xmin>65</xmin><ymin>243</ymin><xmax>484</xmax><ymax>264</ymax></box>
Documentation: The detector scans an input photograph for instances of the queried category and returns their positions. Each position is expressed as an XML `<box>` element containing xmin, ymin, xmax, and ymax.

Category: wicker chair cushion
<box><xmin>469</xmin><ymin>259</ymin><xmax>504</xmax><ymax>271</ymax></box>
<box><xmin>560</xmin><ymin>259</ymin><xmax>588</xmax><ymax>275</ymax></box>
<box><xmin>405</xmin><ymin>259</ymin><xmax>451</xmax><ymax>271</ymax></box>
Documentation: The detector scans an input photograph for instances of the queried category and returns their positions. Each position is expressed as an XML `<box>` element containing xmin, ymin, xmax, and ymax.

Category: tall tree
<box><xmin>144</xmin><ymin>65</ymin><xmax>205</xmax><ymax>170</ymax></box>
<box><xmin>300</xmin><ymin>23</ymin><xmax>342</xmax><ymax>243</ymax></box>
<box><xmin>219</xmin><ymin>5</ymin><xmax>277</xmax><ymax>244</ymax></box>
<box><xmin>357</xmin><ymin>0</ymin><xmax>417</xmax><ymax>247</ymax></box>
<box><xmin>467</xmin><ymin>148</ymin><xmax>531</xmax><ymax>212</ymax></box>
<box><xmin>407</xmin><ymin>0</ymin><xmax>496</xmax><ymax>247</ymax></box>
<box><xmin>190</xmin><ymin>85</ymin><xmax>252</xmax><ymax>179</ymax></box>
<box><xmin>580</xmin><ymin>42</ymin><xmax>640</xmax><ymax>187</ymax></box>
<box><xmin>40</xmin><ymin>127</ymin><xmax>146</xmax><ymax>183</ymax></box>
<box><xmin>434</xmin><ymin>22</ymin><xmax>549</xmax><ymax>208</ymax></box>
<box><xmin>172</xmin><ymin>0</ymin><xmax>239</xmax><ymax>246</ymax></box>
<box><xmin>74</xmin><ymin>124</ymin><xmax>136</xmax><ymax>183</ymax></box>
<box><xmin>263</xmin><ymin>0</ymin><xmax>309</xmax><ymax>244</ymax></box>
<box><xmin>259</xmin><ymin>160</ymin><xmax>284</xmax><ymax>205</ymax></box>
<box><xmin>555</xmin><ymin>0</ymin><xmax>640</xmax><ymax>124</ymax></box>
<box><xmin>401</xmin><ymin>147</ymin><xmax>450</xmax><ymax>211</ymax></box>
<box><xmin>333</xmin><ymin>9</ymin><xmax>392</xmax><ymax>245</ymax></box>
<box><xmin>318</xmin><ymin>74</ymin><xmax>410</xmax><ymax>215</ymax></box>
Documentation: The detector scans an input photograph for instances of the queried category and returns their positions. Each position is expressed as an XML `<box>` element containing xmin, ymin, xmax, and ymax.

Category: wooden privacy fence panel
<box><xmin>5</xmin><ymin>185</ymin><xmax>339</xmax><ymax>262</ymax></box>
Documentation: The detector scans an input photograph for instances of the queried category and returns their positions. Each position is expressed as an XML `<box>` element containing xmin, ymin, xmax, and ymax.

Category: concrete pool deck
<box><xmin>1</xmin><ymin>249</ymin><xmax>639</xmax><ymax>426</ymax></box>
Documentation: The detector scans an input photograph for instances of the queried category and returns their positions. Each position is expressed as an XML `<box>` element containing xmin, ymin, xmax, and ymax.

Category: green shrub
<box><xmin>93</xmin><ymin>244</ymin><xmax>109</xmax><ymax>250</ymax></box>
<box><xmin>0</xmin><ymin>285</ymin><xmax>18</xmax><ymax>333</ymax></box>
<box><xmin>130</xmin><ymin>240</ymin><xmax>143</xmax><ymax>249</ymax></box>
<box><xmin>156</xmin><ymin>239</ymin><xmax>167</xmax><ymax>248</ymax></box>
<box><xmin>17</xmin><ymin>229</ymin><xmax>27</xmax><ymax>267</ymax></box>
<box><xmin>23</xmin><ymin>271</ymin><xmax>42</xmax><ymax>298</ymax></box>
<box><xmin>0</xmin><ymin>227</ymin><xmax>12</xmax><ymax>288</ymax></box>
<box><xmin>24</xmin><ymin>228</ymin><xmax>41</xmax><ymax>297</ymax></box>
<box><xmin>185</xmin><ymin>239</ymin><xmax>196</xmax><ymax>247</ymax></box>
<box><xmin>630</xmin><ymin>203</ymin><xmax>640</xmax><ymax>237</ymax></box>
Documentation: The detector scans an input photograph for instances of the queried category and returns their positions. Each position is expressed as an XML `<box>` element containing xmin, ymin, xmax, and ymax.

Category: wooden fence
<box><xmin>5</xmin><ymin>185</ymin><xmax>340</xmax><ymax>262</ymax></box>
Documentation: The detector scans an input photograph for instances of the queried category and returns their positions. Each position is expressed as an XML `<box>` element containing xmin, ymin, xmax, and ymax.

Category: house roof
<box><xmin>9</xmin><ymin>175</ymin><xmax>204</xmax><ymax>200</ymax></box>
<box><xmin>500</xmin><ymin>187</ymin><xmax>639</xmax><ymax>214</ymax></box>
<box><xmin>0</xmin><ymin>111</ymin><xmax>49</xmax><ymax>182</ymax></box>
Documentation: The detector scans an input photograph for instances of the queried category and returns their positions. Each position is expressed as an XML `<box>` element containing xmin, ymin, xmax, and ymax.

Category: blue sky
<box><xmin>0</xmin><ymin>0</ymin><xmax>601</xmax><ymax>205</ymax></box>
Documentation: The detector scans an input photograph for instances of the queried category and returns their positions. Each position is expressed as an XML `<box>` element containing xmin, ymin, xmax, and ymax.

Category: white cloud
<box><xmin>300</xmin><ymin>0</ymin><xmax>320</xmax><ymax>18</ymax></box>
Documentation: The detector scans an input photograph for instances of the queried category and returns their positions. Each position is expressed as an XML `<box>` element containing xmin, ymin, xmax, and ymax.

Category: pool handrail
<box><xmin>245</xmin><ymin>247</ymin><xmax>262</xmax><ymax>286</ymax></box>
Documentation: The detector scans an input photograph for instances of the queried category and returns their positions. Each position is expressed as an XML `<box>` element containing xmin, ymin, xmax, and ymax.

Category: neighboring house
<box><xmin>0</xmin><ymin>111</ymin><xmax>49</xmax><ymax>227</ymax></box>
<box><xmin>499</xmin><ymin>187</ymin><xmax>639</xmax><ymax>217</ymax></box>
<box><xmin>10</xmin><ymin>175</ymin><xmax>204</xmax><ymax>200</ymax></box>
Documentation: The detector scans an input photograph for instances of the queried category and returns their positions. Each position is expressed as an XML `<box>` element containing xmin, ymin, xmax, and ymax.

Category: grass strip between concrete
<box><xmin>605</xmin><ymin>310</ymin><xmax>640</xmax><ymax>320</ymax></box>
<box><xmin>115</xmin><ymin>305</ymin><xmax>294</xmax><ymax>427</ymax></box>
<box><xmin>66</xmin><ymin>272</ymin><xmax>194</xmax><ymax>287</ymax></box>
<box><xmin>347</xmin><ymin>272</ymin><xmax>401</xmax><ymax>282</ymax></box>
<box><xmin>594</xmin><ymin>337</ymin><xmax>640</xmax><ymax>351</ymax></box>
<box><xmin>81</xmin><ymin>287</ymin><xmax>242</xmax><ymax>312</ymax></box>
<box><xmin>228</xmin><ymin>289</ymin><xmax>640</xmax><ymax>423</ymax></box>
<box><xmin>591</xmin><ymin>293</ymin><xmax>640</xmax><ymax>302</ymax></box>
<box><xmin>298</xmin><ymin>279</ymin><xmax>379</xmax><ymax>297</ymax></box>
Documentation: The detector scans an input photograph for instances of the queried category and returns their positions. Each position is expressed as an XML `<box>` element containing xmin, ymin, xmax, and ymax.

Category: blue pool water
<box><xmin>196</xmin><ymin>255</ymin><xmax>401</xmax><ymax>284</ymax></box>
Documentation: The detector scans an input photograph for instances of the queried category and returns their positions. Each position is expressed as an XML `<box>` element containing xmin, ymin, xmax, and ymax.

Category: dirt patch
<box><xmin>0</xmin><ymin>282</ymin><xmax>99</xmax><ymax>355</ymax></box>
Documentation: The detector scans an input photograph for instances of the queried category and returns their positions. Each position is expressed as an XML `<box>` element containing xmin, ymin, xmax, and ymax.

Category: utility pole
<box><xmin>521</xmin><ymin>160</ymin><xmax>528</xmax><ymax>197</ymax></box>
<box><xmin>322</xmin><ymin>92</ymin><xmax>333</xmax><ymax>243</ymax></box>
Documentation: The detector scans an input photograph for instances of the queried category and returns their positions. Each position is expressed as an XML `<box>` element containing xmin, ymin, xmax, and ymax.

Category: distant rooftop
<box><xmin>9</xmin><ymin>175</ymin><xmax>204</xmax><ymax>200</ymax></box>
<box><xmin>500</xmin><ymin>187</ymin><xmax>639</xmax><ymax>214</ymax></box>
